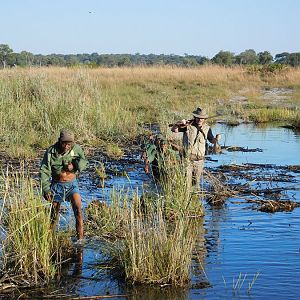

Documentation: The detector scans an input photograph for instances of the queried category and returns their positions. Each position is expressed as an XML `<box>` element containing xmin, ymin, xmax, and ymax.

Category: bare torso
<box><xmin>53</xmin><ymin>171</ymin><xmax>76</xmax><ymax>182</ymax></box>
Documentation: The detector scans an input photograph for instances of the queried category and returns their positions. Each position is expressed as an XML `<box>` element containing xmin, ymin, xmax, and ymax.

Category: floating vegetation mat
<box><xmin>222</xmin><ymin>146</ymin><xmax>263</xmax><ymax>152</ymax></box>
<box><xmin>205</xmin><ymin>163</ymin><xmax>300</xmax><ymax>212</ymax></box>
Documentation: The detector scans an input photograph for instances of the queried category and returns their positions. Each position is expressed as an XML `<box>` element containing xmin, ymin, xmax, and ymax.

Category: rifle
<box><xmin>168</xmin><ymin>119</ymin><xmax>193</xmax><ymax>128</ymax></box>
<box><xmin>168</xmin><ymin>114</ymin><xmax>222</xmax><ymax>128</ymax></box>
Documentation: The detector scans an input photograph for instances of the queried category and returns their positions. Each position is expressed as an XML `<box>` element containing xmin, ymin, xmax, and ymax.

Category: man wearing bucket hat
<box><xmin>171</xmin><ymin>107</ymin><xmax>220</xmax><ymax>189</ymax></box>
<box><xmin>40</xmin><ymin>129</ymin><xmax>89</xmax><ymax>240</ymax></box>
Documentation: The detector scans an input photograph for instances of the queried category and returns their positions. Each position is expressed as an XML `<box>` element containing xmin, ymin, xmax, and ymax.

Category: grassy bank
<box><xmin>1</xmin><ymin>66</ymin><xmax>300</xmax><ymax>158</ymax></box>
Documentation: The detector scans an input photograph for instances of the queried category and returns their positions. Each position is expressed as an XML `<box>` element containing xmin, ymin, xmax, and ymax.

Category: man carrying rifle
<box><xmin>171</xmin><ymin>107</ymin><xmax>220</xmax><ymax>189</ymax></box>
<box><xmin>40</xmin><ymin>129</ymin><xmax>89</xmax><ymax>240</ymax></box>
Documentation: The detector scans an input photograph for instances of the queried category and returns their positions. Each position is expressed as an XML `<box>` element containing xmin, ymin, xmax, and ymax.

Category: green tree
<box><xmin>274</xmin><ymin>52</ymin><xmax>289</xmax><ymax>64</ymax></box>
<box><xmin>258</xmin><ymin>51</ymin><xmax>273</xmax><ymax>65</ymax></box>
<box><xmin>212</xmin><ymin>51</ymin><xmax>235</xmax><ymax>66</ymax></box>
<box><xmin>0</xmin><ymin>44</ymin><xmax>13</xmax><ymax>68</ymax></box>
<box><xmin>235</xmin><ymin>49</ymin><xmax>258</xmax><ymax>65</ymax></box>
<box><xmin>33</xmin><ymin>54</ymin><xmax>48</xmax><ymax>66</ymax></box>
<box><xmin>183</xmin><ymin>57</ymin><xmax>198</xmax><ymax>67</ymax></box>
<box><xmin>65</xmin><ymin>55</ymin><xmax>80</xmax><ymax>66</ymax></box>
<box><xmin>197</xmin><ymin>56</ymin><xmax>211</xmax><ymax>65</ymax></box>
<box><xmin>16</xmin><ymin>51</ymin><xmax>34</xmax><ymax>66</ymax></box>
<box><xmin>46</xmin><ymin>55</ymin><xmax>65</xmax><ymax>66</ymax></box>
<box><xmin>287</xmin><ymin>53</ymin><xmax>300</xmax><ymax>67</ymax></box>
<box><xmin>117</xmin><ymin>56</ymin><xmax>132</xmax><ymax>66</ymax></box>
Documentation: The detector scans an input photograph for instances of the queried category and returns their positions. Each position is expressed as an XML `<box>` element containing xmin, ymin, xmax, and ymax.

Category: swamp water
<box><xmin>4</xmin><ymin>124</ymin><xmax>300</xmax><ymax>299</ymax></box>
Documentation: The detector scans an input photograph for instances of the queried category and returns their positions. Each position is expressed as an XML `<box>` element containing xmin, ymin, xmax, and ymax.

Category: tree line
<box><xmin>0</xmin><ymin>44</ymin><xmax>299</xmax><ymax>68</ymax></box>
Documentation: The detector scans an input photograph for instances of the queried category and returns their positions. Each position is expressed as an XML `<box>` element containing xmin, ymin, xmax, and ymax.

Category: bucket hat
<box><xmin>59</xmin><ymin>129</ymin><xmax>75</xmax><ymax>142</ymax></box>
<box><xmin>192</xmin><ymin>107</ymin><xmax>208</xmax><ymax>119</ymax></box>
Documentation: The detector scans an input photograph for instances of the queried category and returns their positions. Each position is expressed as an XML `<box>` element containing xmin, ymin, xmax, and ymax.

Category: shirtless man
<box><xmin>40</xmin><ymin>129</ymin><xmax>88</xmax><ymax>240</ymax></box>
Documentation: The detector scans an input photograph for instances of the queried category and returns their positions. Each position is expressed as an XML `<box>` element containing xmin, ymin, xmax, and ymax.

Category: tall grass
<box><xmin>248</xmin><ymin>107</ymin><xmax>298</xmax><ymax>123</ymax></box>
<box><xmin>101</xmin><ymin>194</ymin><xmax>201</xmax><ymax>287</ymax></box>
<box><xmin>0</xmin><ymin>168</ymin><xmax>72</xmax><ymax>286</ymax></box>
<box><xmin>291</xmin><ymin>112</ymin><xmax>300</xmax><ymax>128</ymax></box>
<box><xmin>157</xmin><ymin>152</ymin><xmax>204</xmax><ymax>219</ymax></box>
<box><xmin>119</xmin><ymin>205</ymin><xmax>198</xmax><ymax>286</ymax></box>
<box><xmin>1</xmin><ymin>66</ymin><xmax>300</xmax><ymax>158</ymax></box>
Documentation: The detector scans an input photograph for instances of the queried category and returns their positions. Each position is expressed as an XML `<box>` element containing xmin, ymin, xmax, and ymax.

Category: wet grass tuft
<box><xmin>0</xmin><ymin>168</ymin><xmax>73</xmax><ymax>287</ymax></box>
<box><xmin>100</xmin><ymin>195</ymin><xmax>201</xmax><ymax>287</ymax></box>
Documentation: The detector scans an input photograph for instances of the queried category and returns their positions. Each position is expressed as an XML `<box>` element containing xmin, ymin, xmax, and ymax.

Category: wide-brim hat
<box><xmin>192</xmin><ymin>107</ymin><xmax>208</xmax><ymax>119</ymax></box>
<box><xmin>59</xmin><ymin>129</ymin><xmax>75</xmax><ymax>142</ymax></box>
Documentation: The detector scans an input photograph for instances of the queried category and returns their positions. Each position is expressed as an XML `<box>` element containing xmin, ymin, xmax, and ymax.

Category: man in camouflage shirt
<box><xmin>142</xmin><ymin>134</ymin><xmax>180</xmax><ymax>182</ymax></box>
<box><xmin>40</xmin><ymin>129</ymin><xmax>88</xmax><ymax>240</ymax></box>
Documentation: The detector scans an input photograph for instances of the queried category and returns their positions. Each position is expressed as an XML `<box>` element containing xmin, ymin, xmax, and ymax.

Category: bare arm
<box><xmin>171</xmin><ymin>119</ymin><xmax>189</xmax><ymax>133</ymax></box>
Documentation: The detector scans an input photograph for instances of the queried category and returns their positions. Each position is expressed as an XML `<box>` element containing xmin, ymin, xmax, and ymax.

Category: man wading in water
<box><xmin>171</xmin><ymin>107</ymin><xmax>220</xmax><ymax>189</ymax></box>
<box><xmin>40</xmin><ymin>129</ymin><xmax>89</xmax><ymax>240</ymax></box>
<box><xmin>142</xmin><ymin>134</ymin><xmax>181</xmax><ymax>182</ymax></box>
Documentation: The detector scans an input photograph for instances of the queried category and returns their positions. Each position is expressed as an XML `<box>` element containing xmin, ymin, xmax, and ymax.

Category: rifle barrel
<box><xmin>168</xmin><ymin>114</ymin><xmax>222</xmax><ymax>127</ymax></box>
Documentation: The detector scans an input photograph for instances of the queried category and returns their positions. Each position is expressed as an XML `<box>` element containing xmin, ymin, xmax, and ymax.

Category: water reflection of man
<box><xmin>171</xmin><ymin>107</ymin><xmax>220</xmax><ymax>189</ymax></box>
<box><xmin>72</xmin><ymin>246</ymin><xmax>84</xmax><ymax>277</ymax></box>
<box><xmin>40</xmin><ymin>129</ymin><xmax>89</xmax><ymax>240</ymax></box>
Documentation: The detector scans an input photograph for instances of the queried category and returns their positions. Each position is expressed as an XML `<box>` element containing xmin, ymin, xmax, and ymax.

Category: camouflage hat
<box><xmin>192</xmin><ymin>107</ymin><xmax>208</xmax><ymax>119</ymax></box>
<box><xmin>59</xmin><ymin>129</ymin><xmax>75</xmax><ymax>142</ymax></box>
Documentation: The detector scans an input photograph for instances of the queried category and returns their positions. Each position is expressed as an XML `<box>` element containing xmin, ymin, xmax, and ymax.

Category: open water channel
<box><xmin>11</xmin><ymin>124</ymin><xmax>300</xmax><ymax>300</ymax></box>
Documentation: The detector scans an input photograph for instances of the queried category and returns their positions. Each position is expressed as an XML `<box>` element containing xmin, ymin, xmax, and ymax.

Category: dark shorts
<box><xmin>51</xmin><ymin>179</ymin><xmax>80</xmax><ymax>203</ymax></box>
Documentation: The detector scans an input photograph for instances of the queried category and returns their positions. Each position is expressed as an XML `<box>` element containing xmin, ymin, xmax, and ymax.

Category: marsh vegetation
<box><xmin>0</xmin><ymin>168</ymin><xmax>74</xmax><ymax>288</ymax></box>
<box><xmin>0</xmin><ymin>66</ymin><xmax>299</xmax><ymax>297</ymax></box>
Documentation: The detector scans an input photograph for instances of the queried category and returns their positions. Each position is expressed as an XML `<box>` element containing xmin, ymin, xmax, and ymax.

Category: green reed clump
<box><xmin>291</xmin><ymin>111</ymin><xmax>300</xmax><ymax>128</ymax></box>
<box><xmin>248</xmin><ymin>107</ymin><xmax>297</xmax><ymax>123</ymax></box>
<box><xmin>87</xmin><ymin>183</ymin><xmax>203</xmax><ymax>286</ymax></box>
<box><xmin>94</xmin><ymin>162</ymin><xmax>107</xmax><ymax>188</ymax></box>
<box><xmin>103</xmin><ymin>193</ymin><xmax>199</xmax><ymax>287</ymax></box>
<box><xmin>104</xmin><ymin>142</ymin><xmax>124</xmax><ymax>159</ymax></box>
<box><xmin>0</xmin><ymin>169</ymin><xmax>73</xmax><ymax>286</ymax></box>
<box><xmin>156</xmin><ymin>151</ymin><xmax>204</xmax><ymax>219</ymax></box>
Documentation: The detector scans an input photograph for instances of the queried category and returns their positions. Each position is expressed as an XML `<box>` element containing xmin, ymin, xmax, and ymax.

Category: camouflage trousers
<box><xmin>186</xmin><ymin>159</ymin><xmax>204</xmax><ymax>190</ymax></box>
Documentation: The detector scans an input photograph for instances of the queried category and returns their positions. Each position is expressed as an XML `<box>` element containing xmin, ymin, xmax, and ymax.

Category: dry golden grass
<box><xmin>1</xmin><ymin>66</ymin><xmax>300</xmax><ymax>157</ymax></box>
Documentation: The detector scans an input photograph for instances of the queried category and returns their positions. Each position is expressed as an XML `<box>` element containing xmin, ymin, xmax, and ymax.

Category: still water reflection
<box><xmin>195</xmin><ymin>124</ymin><xmax>300</xmax><ymax>300</ymax></box>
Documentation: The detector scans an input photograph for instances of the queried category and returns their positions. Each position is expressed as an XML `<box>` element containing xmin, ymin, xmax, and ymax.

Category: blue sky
<box><xmin>1</xmin><ymin>0</ymin><xmax>299</xmax><ymax>58</ymax></box>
